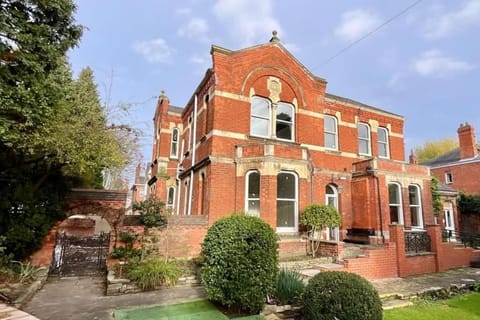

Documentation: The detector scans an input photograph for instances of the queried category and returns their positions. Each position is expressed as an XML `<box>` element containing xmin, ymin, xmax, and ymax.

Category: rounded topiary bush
<box><xmin>201</xmin><ymin>215</ymin><xmax>279</xmax><ymax>313</ymax></box>
<box><xmin>303</xmin><ymin>271</ymin><xmax>382</xmax><ymax>320</ymax></box>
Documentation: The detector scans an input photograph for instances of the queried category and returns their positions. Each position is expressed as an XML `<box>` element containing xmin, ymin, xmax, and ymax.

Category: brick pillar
<box><xmin>261</xmin><ymin>175</ymin><xmax>277</xmax><ymax>229</ymax></box>
<box><xmin>426</xmin><ymin>224</ymin><xmax>442</xmax><ymax>272</ymax></box>
<box><xmin>389</xmin><ymin>224</ymin><xmax>405</xmax><ymax>277</ymax></box>
<box><xmin>30</xmin><ymin>224</ymin><xmax>59</xmax><ymax>267</ymax></box>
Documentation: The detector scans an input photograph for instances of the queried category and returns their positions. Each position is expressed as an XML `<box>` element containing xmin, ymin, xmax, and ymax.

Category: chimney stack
<box><xmin>409</xmin><ymin>150</ymin><xmax>418</xmax><ymax>165</ymax></box>
<box><xmin>457</xmin><ymin>122</ymin><xmax>478</xmax><ymax>159</ymax></box>
<box><xmin>135</xmin><ymin>163</ymin><xmax>142</xmax><ymax>183</ymax></box>
<box><xmin>158</xmin><ymin>90</ymin><xmax>169</xmax><ymax>113</ymax></box>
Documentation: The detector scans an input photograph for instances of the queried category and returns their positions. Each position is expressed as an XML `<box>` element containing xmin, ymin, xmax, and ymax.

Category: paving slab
<box><xmin>370</xmin><ymin>267</ymin><xmax>480</xmax><ymax>298</ymax></box>
<box><xmin>22</xmin><ymin>276</ymin><xmax>205</xmax><ymax>320</ymax></box>
<box><xmin>0</xmin><ymin>303</ymin><xmax>40</xmax><ymax>320</ymax></box>
<box><xmin>17</xmin><ymin>267</ymin><xmax>480</xmax><ymax>319</ymax></box>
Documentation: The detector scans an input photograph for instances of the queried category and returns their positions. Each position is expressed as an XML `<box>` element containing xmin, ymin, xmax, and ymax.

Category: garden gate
<box><xmin>50</xmin><ymin>232</ymin><xmax>110</xmax><ymax>276</ymax></box>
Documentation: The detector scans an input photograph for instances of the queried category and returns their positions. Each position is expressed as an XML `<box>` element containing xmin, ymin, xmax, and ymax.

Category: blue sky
<box><xmin>69</xmin><ymin>0</ymin><xmax>480</xmax><ymax>165</ymax></box>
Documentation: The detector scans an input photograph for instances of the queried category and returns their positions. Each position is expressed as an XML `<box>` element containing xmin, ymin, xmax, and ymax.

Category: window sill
<box><xmin>324</xmin><ymin>148</ymin><xmax>340</xmax><ymax>154</ymax></box>
<box><xmin>247</xmin><ymin>135</ymin><xmax>300</xmax><ymax>146</ymax></box>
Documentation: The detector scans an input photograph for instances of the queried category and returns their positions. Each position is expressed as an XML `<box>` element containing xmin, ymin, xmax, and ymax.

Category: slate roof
<box><xmin>423</xmin><ymin>145</ymin><xmax>480</xmax><ymax>167</ymax></box>
<box><xmin>325</xmin><ymin>93</ymin><xmax>403</xmax><ymax>119</ymax></box>
<box><xmin>168</xmin><ymin>105</ymin><xmax>183</xmax><ymax>114</ymax></box>
<box><xmin>437</xmin><ymin>183</ymin><xmax>457</xmax><ymax>194</ymax></box>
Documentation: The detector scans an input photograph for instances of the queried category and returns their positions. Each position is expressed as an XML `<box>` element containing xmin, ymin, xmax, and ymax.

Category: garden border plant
<box><xmin>303</xmin><ymin>271</ymin><xmax>382</xmax><ymax>320</ymax></box>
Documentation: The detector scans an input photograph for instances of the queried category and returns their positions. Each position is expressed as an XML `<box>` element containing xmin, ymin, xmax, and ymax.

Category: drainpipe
<box><xmin>187</xmin><ymin>94</ymin><xmax>198</xmax><ymax>215</ymax></box>
<box><xmin>176</xmin><ymin>140</ymin><xmax>185</xmax><ymax>215</ymax></box>
<box><xmin>368</xmin><ymin>168</ymin><xmax>385</xmax><ymax>244</ymax></box>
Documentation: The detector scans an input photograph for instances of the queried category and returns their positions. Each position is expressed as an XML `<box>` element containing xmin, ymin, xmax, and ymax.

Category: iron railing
<box><xmin>405</xmin><ymin>230</ymin><xmax>431</xmax><ymax>254</ymax></box>
<box><xmin>442</xmin><ymin>229</ymin><xmax>480</xmax><ymax>248</ymax></box>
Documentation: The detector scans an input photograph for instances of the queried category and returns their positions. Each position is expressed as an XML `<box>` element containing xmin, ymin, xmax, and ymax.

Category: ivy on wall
<box><xmin>431</xmin><ymin>178</ymin><xmax>442</xmax><ymax>217</ymax></box>
<box><xmin>458</xmin><ymin>193</ymin><xmax>480</xmax><ymax>215</ymax></box>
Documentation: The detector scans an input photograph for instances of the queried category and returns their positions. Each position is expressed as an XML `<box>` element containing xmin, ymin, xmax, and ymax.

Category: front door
<box><xmin>444</xmin><ymin>203</ymin><xmax>455</xmax><ymax>242</ymax></box>
<box><xmin>325</xmin><ymin>185</ymin><xmax>339</xmax><ymax>241</ymax></box>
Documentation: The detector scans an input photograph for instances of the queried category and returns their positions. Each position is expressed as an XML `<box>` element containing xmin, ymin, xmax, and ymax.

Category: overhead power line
<box><xmin>314</xmin><ymin>0</ymin><xmax>424</xmax><ymax>70</ymax></box>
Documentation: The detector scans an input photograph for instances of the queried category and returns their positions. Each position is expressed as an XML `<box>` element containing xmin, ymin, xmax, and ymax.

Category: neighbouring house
<box><xmin>424</xmin><ymin>122</ymin><xmax>480</xmax><ymax>235</ymax></box>
<box><xmin>130</xmin><ymin>163</ymin><xmax>148</xmax><ymax>204</ymax></box>
<box><xmin>424</xmin><ymin>122</ymin><xmax>480</xmax><ymax>195</ymax></box>
<box><xmin>146</xmin><ymin>32</ymin><xmax>478</xmax><ymax>279</ymax></box>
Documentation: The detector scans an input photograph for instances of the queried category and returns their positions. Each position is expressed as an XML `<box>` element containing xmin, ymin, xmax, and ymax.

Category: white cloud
<box><xmin>132</xmin><ymin>38</ymin><xmax>174</xmax><ymax>64</ymax></box>
<box><xmin>212</xmin><ymin>0</ymin><xmax>281</xmax><ymax>46</ymax></box>
<box><xmin>334</xmin><ymin>9</ymin><xmax>382</xmax><ymax>42</ymax></box>
<box><xmin>424</xmin><ymin>0</ymin><xmax>480</xmax><ymax>38</ymax></box>
<box><xmin>411</xmin><ymin>50</ymin><xmax>475</xmax><ymax>77</ymax></box>
<box><xmin>177</xmin><ymin>17</ymin><xmax>209</xmax><ymax>41</ymax></box>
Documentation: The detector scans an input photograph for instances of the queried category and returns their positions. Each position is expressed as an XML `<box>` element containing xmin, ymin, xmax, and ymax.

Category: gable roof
<box><xmin>423</xmin><ymin>145</ymin><xmax>480</xmax><ymax>167</ymax></box>
<box><xmin>211</xmin><ymin>39</ymin><xmax>327</xmax><ymax>85</ymax></box>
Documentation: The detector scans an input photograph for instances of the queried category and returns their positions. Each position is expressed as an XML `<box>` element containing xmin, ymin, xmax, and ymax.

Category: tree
<box><xmin>42</xmin><ymin>67</ymin><xmax>132</xmax><ymax>186</ymax></box>
<box><xmin>300</xmin><ymin>204</ymin><xmax>342</xmax><ymax>257</ymax></box>
<box><xmin>414</xmin><ymin>138</ymin><xmax>458</xmax><ymax>163</ymax></box>
<box><xmin>0</xmin><ymin>1</ymin><xmax>140</xmax><ymax>260</ymax></box>
<box><xmin>0</xmin><ymin>0</ymin><xmax>83</xmax><ymax>152</ymax></box>
<box><xmin>0</xmin><ymin>0</ymin><xmax>83</xmax><ymax>260</ymax></box>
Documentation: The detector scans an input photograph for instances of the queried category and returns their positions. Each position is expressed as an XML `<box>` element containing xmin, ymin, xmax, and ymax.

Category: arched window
<box><xmin>166</xmin><ymin>186</ymin><xmax>175</xmax><ymax>213</ymax></box>
<box><xmin>276</xmin><ymin>102</ymin><xmax>294</xmax><ymax>140</ymax></box>
<box><xmin>408</xmin><ymin>185</ymin><xmax>423</xmax><ymax>228</ymax></box>
<box><xmin>276</xmin><ymin>172</ymin><xmax>298</xmax><ymax>232</ymax></box>
<box><xmin>170</xmin><ymin>128</ymin><xmax>179</xmax><ymax>158</ymax></box>
<box><xmin>377</xmin><ymin>127</ymin><xmax>390</xmax><ymax>158</ymax></box>
<box><xmin>325</xmin><ymin>185</ymin><xmax>339</xmax><ymax>241</ymax></box>
<box><xmin>388</xmin><ymin>183</ymin><xmax>404</xmax><ymax>224</ymax></box>
<box><xmin>245</xmin><ymin>171</ymin><xmax>260</xmax><ymax>217</ymax></box>
<box><xmin>324</xmin><ymin>115</ymin><xmax>338</xmax><ymax>150</ymax></box>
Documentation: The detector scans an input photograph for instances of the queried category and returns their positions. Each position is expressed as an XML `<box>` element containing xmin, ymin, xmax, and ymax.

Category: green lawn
<box><xmin>384</xmin><ymin>293</ymin><xmax>480</xmax><ymax>320</ymax></box>
<box><xmin>114</xmin><ymin>299</ymin><xmax>263</xmax><ymax>320</ymax></box>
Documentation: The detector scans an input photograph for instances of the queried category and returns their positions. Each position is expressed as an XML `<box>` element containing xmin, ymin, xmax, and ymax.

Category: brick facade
<box><xmin>148</xmin><ymin>36</ymin><xmax>435</xmax><ymax>249</ymax></box>
<box><xmin>427</xmin><ymin>123</ymin><xmax>480</xmax><ymax>195</ymax></box>
<box><xmin>145</xmin><ymin>35</ymin><xmax>480</xmax><ymax>278</ymax></box>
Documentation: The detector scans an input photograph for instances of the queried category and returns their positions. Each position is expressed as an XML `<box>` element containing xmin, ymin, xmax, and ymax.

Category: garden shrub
<box><xmin>274</xmin><ymin>268</ymin><xmax>305</xmax><ymax>305</ymax></box>
<box><xmin>127</xmin><ymin>257</ymin><xmax>180</xmax><ymax>290</ymax></box>
<box><xmin>111</xmin><ymin>230</ymin><xmax>141</xmax><ymax>259</ymax></box>
<box><xmin>201</xmin><ymin>215</ymin><xmax>279</xmax><ymax>314</ymax></box>
<box><xmin>303</xmin><ymin>271</ymin><xmax>382</xmax><ymax>320</ymax></box>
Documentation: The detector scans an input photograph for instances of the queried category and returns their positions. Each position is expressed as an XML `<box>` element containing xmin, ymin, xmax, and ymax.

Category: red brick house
<box><xmin>425</xmin><ymin>123</ymin><xmax>480</xmax><ymax>195</ymax></box>
<box><xmin>425</xmin><ymin>123</ymin><xmax>480</xmax><ymax>236</ymax></box>
<box><xmin>146</xmin><ymin>34</ymin><xmax>478</xmax><ymax>278</ymax></box>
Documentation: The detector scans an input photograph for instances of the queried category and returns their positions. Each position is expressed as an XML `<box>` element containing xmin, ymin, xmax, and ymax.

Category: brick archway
<box><xmin>31</xmin><ymin>189</ymin><xmax>127</xmax><ymax>268</ymax></box>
